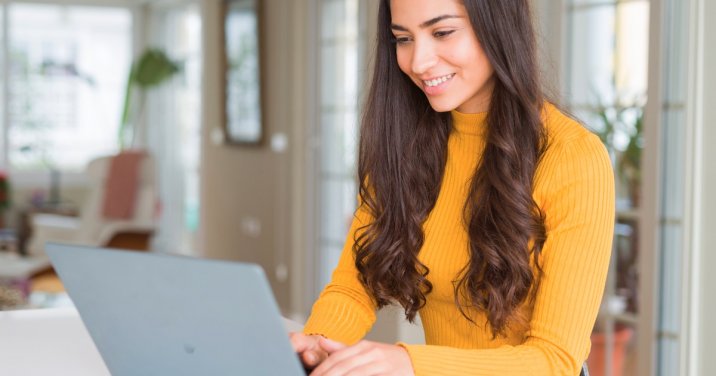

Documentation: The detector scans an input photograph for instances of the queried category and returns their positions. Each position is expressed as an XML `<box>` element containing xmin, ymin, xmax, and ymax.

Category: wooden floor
<box><xmin>30</xmin><ymin>268</ymin><xmax>64</xmax><ymax>294</ymax></box>
<box><xmin>26</xmin><ymin>232</ymin><xmax>153</xmax><ymax>295</ymax></box>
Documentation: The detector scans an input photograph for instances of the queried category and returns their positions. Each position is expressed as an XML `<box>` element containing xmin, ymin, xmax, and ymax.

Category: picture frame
<box><xmin>222</xmin><ymin>0</ymin><xmax>263</xmax><ymax>145</ymax></box>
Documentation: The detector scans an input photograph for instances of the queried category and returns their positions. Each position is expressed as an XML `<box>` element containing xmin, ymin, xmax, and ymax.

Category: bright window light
<box><xmin>8</xmin><ymin>4</ymin><xmax>132</xmax><ymax>172</ymax></box>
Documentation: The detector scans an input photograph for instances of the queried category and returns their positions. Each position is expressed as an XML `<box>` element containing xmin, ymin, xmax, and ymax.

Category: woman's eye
<box><xmin>434</xmin><ymin>30</ymin><xmax>455</xmax><ymax>38</ymax></box>
<box><xmin>392</xmin><ymin>36</ymin><xmax>412</xmax><ymax>45</ymax></box>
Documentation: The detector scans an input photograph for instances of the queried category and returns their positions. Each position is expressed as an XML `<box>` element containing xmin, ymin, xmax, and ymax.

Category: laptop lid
<box><xmin>46</xmin><ymin>243</ymin><xmax>305</xmax><ymax>376</ymax></box>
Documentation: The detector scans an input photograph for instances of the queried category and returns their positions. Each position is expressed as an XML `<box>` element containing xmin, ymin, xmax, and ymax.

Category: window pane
<box><xmin>658</xmin><ymin>223</ymin><xmax>682</xmax><ymax>374</ymax></box>
<box><xmin>664</xmin><ymin>0</ymin><xmax>689</xmax><ymax>104</ymax></box>
<box><xmin>321</xmin><ymin>42</ymin><xmax>358</xmax><ymax>109</ymax></box>
<box><xmin>320</xmin><ymin>178</ymin><xmax>356</xmax><ymax>244</ymax></box>
<box><xmin>319</xmin><ymin>244</ymin><xmax>343</xmax><ymax>289</ymax></box>
<box><xmin>321</xmin><ymin>0</ymin><xmax>358</xmax><ymax>41</ymax></box>
<box><xmin>147</xmin><ymin>3</ymin><xmax>202</xmax><ymax>255</ymax></box>
<box><xmin>0</xmin><ymin>10</ymin><xmax>4</xmax><ymax>170</ymax></box>
<box><xmin>615</xmin><ymin>2</ymin><xmax>650</xmax><ymax>100</ymax></box>
<box><xmin>571</xmin><ymin>0</ymin><xmax>616</xmax><ymax>5</ymax></box>
<box><xmin>567</xmin><ymin>6</ymin><xmax>616</xmax><ymax>106</ymax></box>
<box><xmin>225</xmin><ymin>1</ymin><xmax>261</xmax><ymax>142</ymax></box>
<box><xmin>316</xmin><ymin>0</ymin><xmax>361</xmax><ymax>299</ymax></box>
<box><xmin>320</xmin><ymin>111</ymin><xmax>357</xmax><ymax>176</ymax></box>
<box><xmin>660</xmin><ymin>110</ymin><xmax>685</xmax><ymax>219</ymax></box>
<box><xmin>8</xmin><ymin>4</ymin><xmax>132</xmax><ymax>172</ymax></box>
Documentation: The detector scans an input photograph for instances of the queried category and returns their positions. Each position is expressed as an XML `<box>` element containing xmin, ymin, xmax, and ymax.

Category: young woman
<box><xmin>291</xmin><ymin>0</ymin><xmax>614</xmax><ymax>375</ymax></box>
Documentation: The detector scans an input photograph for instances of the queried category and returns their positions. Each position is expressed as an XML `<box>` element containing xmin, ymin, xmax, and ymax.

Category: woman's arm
<box><xmin>302</xmin><ymin>205</ymin><xmax>378</xmax><ymax>345</ymax></box>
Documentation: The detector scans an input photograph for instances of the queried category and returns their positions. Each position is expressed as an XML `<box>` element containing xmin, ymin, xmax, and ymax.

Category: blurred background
<box><xmin>0</xmin><ymin>0</ymin><xmax>713</xmax><ymax>375</ymax></box>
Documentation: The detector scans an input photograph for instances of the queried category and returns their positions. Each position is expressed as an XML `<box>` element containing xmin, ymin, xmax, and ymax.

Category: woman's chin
<box><xmin>426</xmin><ymin>98</ymin><xmax>459</xmax><ymax>113</ymax></box>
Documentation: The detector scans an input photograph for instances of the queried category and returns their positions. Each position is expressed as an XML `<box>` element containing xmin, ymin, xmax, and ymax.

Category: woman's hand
<box><xmin>309</xmin><ymin>338</ymin><xmax>415</xmax><ymax>376</ymax></box>
<box><xmin>290</xmin><ymin>332</ymin><xmax>329</xmax><ymax>370</ymax></box>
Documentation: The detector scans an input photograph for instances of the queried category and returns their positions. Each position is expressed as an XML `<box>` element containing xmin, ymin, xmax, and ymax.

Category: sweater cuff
<box><xmin>302</xmin><ymin>298</ymin><xmax>374</xmax><ymax>345</ymax></box>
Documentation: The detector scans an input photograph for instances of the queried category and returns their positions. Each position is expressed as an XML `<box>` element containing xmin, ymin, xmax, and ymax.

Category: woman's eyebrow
<box><xmin>390</xmin><ymin>14</ymin><xmax>462</xmax><ymax>31</ymax></box>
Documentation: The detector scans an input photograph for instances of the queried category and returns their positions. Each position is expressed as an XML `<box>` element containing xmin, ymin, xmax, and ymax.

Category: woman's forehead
<box><xmin>390</xmin><ymin>0</ymin><xmax>467</xmax><ymax>25</ymax></box>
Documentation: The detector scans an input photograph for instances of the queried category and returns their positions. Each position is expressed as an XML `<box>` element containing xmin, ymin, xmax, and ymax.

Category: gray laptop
<box><xmin>46</xmin><ymin>243</ymin><xmax>306</xmax><ymax>376</ymax></box>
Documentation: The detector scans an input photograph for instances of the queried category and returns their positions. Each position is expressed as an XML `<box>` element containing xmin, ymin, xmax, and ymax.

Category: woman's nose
<box><xmin>411</xmin><ymin>40</ymin><xmax>439</xmax><ymax>75</ymax></box>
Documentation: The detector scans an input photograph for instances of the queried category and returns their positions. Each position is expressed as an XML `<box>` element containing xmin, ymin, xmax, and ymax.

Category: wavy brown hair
<box><xmin>354</xmin><ymin>0</ymin><xmax>549</xmax><ymax>338</ymax></box>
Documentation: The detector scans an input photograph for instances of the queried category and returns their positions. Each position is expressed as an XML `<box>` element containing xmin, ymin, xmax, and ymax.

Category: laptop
<box><xmin>46</xmin><ymin>243</ymin><xmax>306</xmax><ymax>376</ymax></box>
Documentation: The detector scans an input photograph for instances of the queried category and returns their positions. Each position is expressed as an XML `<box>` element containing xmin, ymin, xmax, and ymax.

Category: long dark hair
<box><xmin>354</xmin><ymin>0</ymin><xmax>548</xmax><ymax>338</ymax></box>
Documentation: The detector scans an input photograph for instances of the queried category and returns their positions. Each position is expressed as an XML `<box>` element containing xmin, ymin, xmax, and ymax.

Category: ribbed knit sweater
<box><xmin>303</xmin><ymin>103</ymin><xmax>615</xmax><ymax>375</ymax></box>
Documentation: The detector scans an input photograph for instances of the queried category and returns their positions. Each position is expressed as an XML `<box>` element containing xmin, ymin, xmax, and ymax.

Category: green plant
<box><xmin>593</xmin><ymin>99</ymin><xmax>644</xmax><ymax>206</ymax></box>
<box><xmin>118</xmin><ymin>48</ymin><xmax>180</xmax><ymax>149</ymax></box>
<box><xmin>0</xmin><ymin>171</ymin><xmax>9</xmax><ymax>212</ymax></box>
<box><xmin>0</xmin><ymin>171</ymin><xmax>9</xmax><ymax>229</ymax></box>
<box><xmin>590</xmin><ymin>97</ymin><xmax>645</xmax><ymax>330</ymax></box>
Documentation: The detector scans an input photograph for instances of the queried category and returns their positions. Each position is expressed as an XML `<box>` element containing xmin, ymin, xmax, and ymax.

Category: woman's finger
<box><xmin>318</xmin><ymin>337</ymin><xmax>347</xmax><ymax>353</ymax></box>
<box><xmin>289</xmin><ymin>332</ymin><xmax>312</xmax><ymax>353</ymax></box>
<box><xmin>310</xmin><ymin>341</ymin><xmax>372</xmax><ymax>376</ymax></box>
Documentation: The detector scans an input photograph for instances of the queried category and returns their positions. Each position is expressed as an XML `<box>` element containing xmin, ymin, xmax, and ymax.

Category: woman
<box><xmin>292</xmin><ymin>0</ymin><xmax>614</xmax><ymax>375</ymax></box>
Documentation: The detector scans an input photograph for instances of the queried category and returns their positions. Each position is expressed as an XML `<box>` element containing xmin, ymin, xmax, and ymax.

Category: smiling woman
<box><xmin>292</xmin><ymin>1</ymin><xmax>614</xmax><ymax>375</ymax></box>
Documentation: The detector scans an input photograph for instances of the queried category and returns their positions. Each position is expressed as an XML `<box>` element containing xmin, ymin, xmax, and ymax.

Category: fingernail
<box><xmin>305</xmin><ymin>353</ymin><xmax>316</xmax><ymax>364</ymax></box>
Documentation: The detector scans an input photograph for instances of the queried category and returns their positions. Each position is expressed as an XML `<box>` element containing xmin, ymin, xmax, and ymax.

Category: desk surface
<box><xmin>0</xmin><ymin>307</ymin><xmax>110</xmax><ymax>376</ymax></box>
<box><xmin>1</xmin><ymin>307</ymin><xmax>305</xmax><ymax>375</ymax></box>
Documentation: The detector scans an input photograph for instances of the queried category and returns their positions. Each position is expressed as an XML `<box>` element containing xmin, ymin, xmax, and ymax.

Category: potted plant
<box><xmin>118</xmin><ymin>48</ymin><xmax>180</xmax><ymax>149</ymax></box>
<box><xmin>593</xmin><ymin>99</ymin><xmax>644</xmax><ymax>208</ymax></box>
<box><xmin>588</xmin><ymin>298</ymin><xmax>635</xmax><ymax>376</ymax></box>
<box><xmin>588</xmin><ymin>97</ymin><xmax>644</xmax><ymax>376</ymax></box>
<box><xmin>0</xmin><ymin>171</ymin><xmax>9</xmax><ymax>229</ymax></box>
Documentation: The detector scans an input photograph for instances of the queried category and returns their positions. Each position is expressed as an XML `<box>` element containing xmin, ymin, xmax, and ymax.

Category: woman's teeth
<box><xmin>424</xmin><ymin>74</ymin><xmax>454</xmax><ymax>87</ymax></box>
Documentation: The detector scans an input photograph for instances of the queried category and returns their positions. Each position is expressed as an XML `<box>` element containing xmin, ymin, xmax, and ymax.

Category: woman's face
<box><xmin>390</xmin><ymin>0</ymin><xmax>494</xmax><ymax>113</ymax></box>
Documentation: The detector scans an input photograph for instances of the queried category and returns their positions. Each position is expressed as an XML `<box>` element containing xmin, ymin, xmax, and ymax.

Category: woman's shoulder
<box><xmin>537</xmin><ymin>102</ymin><xmax>612</xmax><ymax>180</ymax></box>
<box><xmin>541</xmin><ymin>102</ymin><xmax>599</xmax><ymax>148</ymax></box>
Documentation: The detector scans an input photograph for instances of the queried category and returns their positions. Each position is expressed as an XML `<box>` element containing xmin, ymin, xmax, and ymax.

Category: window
<box><xmin>1</xmin><ymin>3</ymin><xmax>132</xmax><ymax>175</ymax></box>
<box><xmin>651</xmin><ymin>0</ymin><xmax>692</xmax><ymax>374</ymax></box>
<box><xmin>565</xmin><ymin>1</ymin><xmax>650</xmax><ymax>375</ymax></box>
<box><xmin>314</xmin><ymin>0</ymin><xmax>364</xmax><ymax>295</ymax></box>
<box><xmin>146</xmin><ymin>2</ymin><xmax>202</xmax><ymax>255</ymax></box>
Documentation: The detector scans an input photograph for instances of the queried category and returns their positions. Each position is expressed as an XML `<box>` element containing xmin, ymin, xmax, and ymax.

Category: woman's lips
<box><xmin>422</xmin><ymin>73</ymin><xmax>455</xmax><ymax>96</ymax></box>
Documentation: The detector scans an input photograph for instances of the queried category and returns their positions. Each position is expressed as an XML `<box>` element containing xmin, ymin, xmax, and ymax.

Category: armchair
<box><xmin>27</xmin><ymin>152</ymin><xmax>158</xmax><ymax>256</ymax></box>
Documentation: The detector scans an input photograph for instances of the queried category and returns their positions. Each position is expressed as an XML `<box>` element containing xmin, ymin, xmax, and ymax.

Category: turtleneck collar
<box><xmin>450</xmin><ymin>109</ymin><xmax>488</xmax><ymax>136</ymax></box>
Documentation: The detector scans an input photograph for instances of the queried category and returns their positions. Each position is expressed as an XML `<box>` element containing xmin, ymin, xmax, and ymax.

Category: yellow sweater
<box><xmin>303</xmin><ymin>104</ymin><xmax>615</xmax><ymax>375</ymax></box>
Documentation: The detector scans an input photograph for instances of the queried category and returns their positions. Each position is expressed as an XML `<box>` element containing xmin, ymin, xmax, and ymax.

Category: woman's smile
<box><xmin>421</xmin><ymin>73</ymin><xmax>455</xmax><ymax>95</ymax></box>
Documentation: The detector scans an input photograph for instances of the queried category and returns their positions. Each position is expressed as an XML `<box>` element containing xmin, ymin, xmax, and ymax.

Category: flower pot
<box><xmin>588</xmin><ymin>326</ymin><xmax>634</xmax><ymax>376</ymax></box>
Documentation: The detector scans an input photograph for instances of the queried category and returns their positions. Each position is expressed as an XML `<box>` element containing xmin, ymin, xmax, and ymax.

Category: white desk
<box><xmin>0</xmin><ymin>307</ymin><xmax>110</xmax><ymax>376</ymax></box>
<box><xmin>0</xmin><ymin>307</ymin><xmax>305</xmax><ymax>375</ymax></box>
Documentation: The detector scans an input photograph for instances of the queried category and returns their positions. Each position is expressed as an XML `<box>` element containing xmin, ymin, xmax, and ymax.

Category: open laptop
<box><xmin>46</xmin><ymin>243</ymin><xmax>306</xmax><ymax>376</ymax></box>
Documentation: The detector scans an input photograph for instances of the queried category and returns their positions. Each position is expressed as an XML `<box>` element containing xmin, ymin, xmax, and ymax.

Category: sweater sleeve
<box><xmin>302</xmin><ymin>205</ymin><xmax>378</xmax><ymax>344</ymax></box>
<box><xmin>400</xmin><ymin>134</ymin><xmax>616</xmax><ymax>375</ymax></box>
